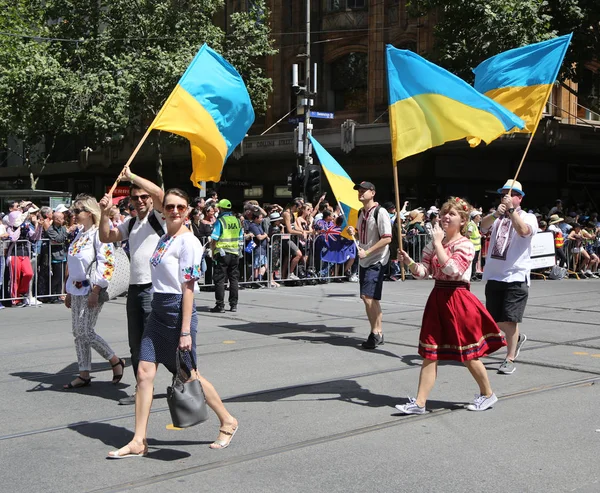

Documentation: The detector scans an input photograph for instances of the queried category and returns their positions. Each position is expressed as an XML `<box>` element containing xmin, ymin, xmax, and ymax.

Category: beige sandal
<box><xmin>210</xmin><ymin>425</ymin><xmax>239</xmax><ymax>449</ymax></box>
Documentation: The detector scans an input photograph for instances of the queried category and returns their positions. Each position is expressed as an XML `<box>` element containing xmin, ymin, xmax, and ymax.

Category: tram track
<box><xmin>86</xmin><ymin>374</ymin><xmax>599</xmax><ymax>493</ymax></box>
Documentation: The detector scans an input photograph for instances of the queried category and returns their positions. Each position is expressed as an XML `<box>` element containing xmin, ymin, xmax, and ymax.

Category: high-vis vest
<box><xmin>214</xmin><ymin>214</ymin><xmax>242</xmax><ymax>255</ymax></box>
<box><xmin>554</xmin><ymin>231</ymin><xmax>564</xmax><ymax>248</ymax></box>
<box><xmin>468</xmin><ymin>220</ymin><xmax>481</xmax><ymax>251</ymax></box>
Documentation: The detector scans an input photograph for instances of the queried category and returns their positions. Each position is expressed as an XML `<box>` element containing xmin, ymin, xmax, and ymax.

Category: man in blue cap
<box><xmin>210</xmin><ymin>199</ymin><xmax>243</xmax><ymax>313</ymax></box>
<box><xmin>480</xmin><ymin>179</ymin><xmax>538</xmax><ymax>375</ymax></box>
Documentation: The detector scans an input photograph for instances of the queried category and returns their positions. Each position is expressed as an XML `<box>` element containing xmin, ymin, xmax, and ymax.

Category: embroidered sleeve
<box><xmin>439</xmin><ymin>239</ymin><xmax>474</xmax><ymax>278</ymax></box>
<box><xmin>412</xmin><ymin>242</ymin><xmax>433</xmax><ymax>279</ymax></box>
<box><xmin>179</xmin><ymin>236</ymin><xmax>205</xmax><ymax>284</ymax></box>
<box><xmin>94</xmin><ymin>234</ymin><xmax>114</xmax><ymax>286</ymax></box>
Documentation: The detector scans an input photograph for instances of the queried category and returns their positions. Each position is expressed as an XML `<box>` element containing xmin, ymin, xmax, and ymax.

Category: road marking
<box><xmin>591</xmin><ymin>354</ymin><xmax>600</xmax><ymax>358</ymax></box>
<box><xmin>222</xmin><ymin>340</ymin><xmax>236</xmax><ymax>344</ymax></box>
<box><xmin>573</xmin><ymin>352</ymin><xmax>589</xmax><ymax>355</ymax></box>
<box><xmin>166</xmin><ymin>424</ymin><xmax>183</xmax><ymax>430</ymax></box>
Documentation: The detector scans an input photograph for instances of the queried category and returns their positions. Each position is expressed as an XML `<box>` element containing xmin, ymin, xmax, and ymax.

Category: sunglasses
<box><xmin>71</xmin><ymin>207</ymin><xmax>89</xmax><ymax>215</ymax></box>
<box><xmin>130</xmin><ymin>194</ymin><xmax>151</xmax><ymax>202</ymax></box>
<box><xmin>165</xmin><ymin>204</ymin><xmax>187</xmax><ymax>213</ymax></box>
<box><xmin>501</xmin><ymin>192</ymin><xmax>521</xmax><ymax>197</ymax></box>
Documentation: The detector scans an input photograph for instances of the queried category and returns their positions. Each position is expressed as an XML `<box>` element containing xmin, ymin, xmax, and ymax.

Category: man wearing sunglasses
<box><xmin>99</xmin><ymin>169</ymin><xmax>165</xmax><ymax>405</ymax></box>
<box><xmin>480</xmin><ymin>179</ymin><xmax>538</xmax><ymax>375</ymax></box>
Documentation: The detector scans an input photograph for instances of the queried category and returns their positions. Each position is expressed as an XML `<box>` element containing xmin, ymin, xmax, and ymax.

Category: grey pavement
<box><xmin>1</xmin><ymin>279</ymin><xmax>600</xmax><ymax>493</ymax></box>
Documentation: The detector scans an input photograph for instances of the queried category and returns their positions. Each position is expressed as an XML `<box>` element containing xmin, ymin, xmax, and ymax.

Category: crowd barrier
<box><xmin>4</xmin><ymin>231</ymin><xmax>590</xmax><ymax>307</ymax></box>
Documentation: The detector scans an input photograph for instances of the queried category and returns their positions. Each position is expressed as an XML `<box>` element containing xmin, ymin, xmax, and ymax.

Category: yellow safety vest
<box><xmin>468</xmin><ymin>220</ymin><xmax>481</xmax><ymax>251</ymax></box>
<box><xmin>215</xmin><ymin>214</ymin><xmax>242</xmax><ymax>255</ymax></box>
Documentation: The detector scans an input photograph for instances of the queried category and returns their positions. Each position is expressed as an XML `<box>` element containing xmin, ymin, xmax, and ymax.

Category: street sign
<box><xmin>309</xmin><ymin>111</ymin><xmax>335</xmax><ymax>119</ymax></box>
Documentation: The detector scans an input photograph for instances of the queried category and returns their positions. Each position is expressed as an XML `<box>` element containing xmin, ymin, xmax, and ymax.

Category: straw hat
<box><xmin>548</xmin><ymin>214</ymin><xmax>564</xmax><ymax>225</ymax></box>
<box><xmin>497</xmin><ymin>179</ymin><xmax>525</xmax><ymax>197</ymax></box>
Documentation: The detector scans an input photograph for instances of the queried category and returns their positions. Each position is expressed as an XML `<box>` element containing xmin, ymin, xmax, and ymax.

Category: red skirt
<box><xmin>418</xmin><ymin>280</ymin><xmax>506</xmax><ymax>362</ymax></box>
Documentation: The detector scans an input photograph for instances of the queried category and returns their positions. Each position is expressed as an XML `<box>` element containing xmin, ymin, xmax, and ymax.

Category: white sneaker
<box><xmin>288</xmin><ymin>273</ymin><xmax>300</xmax><ymax>281</ymax></box>
<box><xmin>348</xmin><ymin>273</ymin><xmax>359</xmax><ymax>282</ymax></box>
<box><xmin>28</xmin><ymin>297</ymin><xmax>43</xmax><ymax>306</ymax></box>
<box><xmin>394</xmin><ymin>397</ymin><xmax>428</xmax><ymax>415</ymax></box>
<box><xmin>466</xmin><ymin>393</ymin><xmax>498</xmax><ymax>411</ymax></box>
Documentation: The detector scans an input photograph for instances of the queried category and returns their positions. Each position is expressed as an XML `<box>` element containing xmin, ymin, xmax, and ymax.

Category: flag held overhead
<box><xmin>473</xmin><ymin>34</ymin><xmax>572</xmax><ymax>133</ymax></box>
<box><xmin>308</xmin><ymin>135</ymin><xmax>362</xmax><ymax>236</ymax></box>
<box><xmin>385</xmin><ymin>45</ymin><xmax>525</xmax><ymax>163</ymax></box>
<box><xmin>149</xmin><ymin>44</ymin><xmax>255</xmax><ymax>186</ymax></box>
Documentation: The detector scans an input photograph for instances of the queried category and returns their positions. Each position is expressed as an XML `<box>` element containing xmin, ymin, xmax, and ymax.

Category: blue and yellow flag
<box><xmin>473</xmin><ymin>34</ymin><xmax>572</xmax><ymax>132</ymax></box>
<box><xmin>386</xmin><ymin>45</ymin><xmax>525</xmax><ymax>163</ymax></box>
<box><xmin>149</xmin><ymin>44</ymin><xmax>255</xmax><ymax>186</ymax></box>
<box><xmin>308</xmin><ymin>135</ymin><xmax>362</xmax><ymax>237</ymax></box>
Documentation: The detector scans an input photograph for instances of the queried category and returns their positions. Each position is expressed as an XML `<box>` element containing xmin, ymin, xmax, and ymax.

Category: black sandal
<box><xmin>111</xmin><ymin>358</ymin><xmax>126</xmax><ymax>385</ymax></box>
<box><xmin>63</xmin><ymin>376</ymin><xmax>92</xmax><ymax>390</ymax></box>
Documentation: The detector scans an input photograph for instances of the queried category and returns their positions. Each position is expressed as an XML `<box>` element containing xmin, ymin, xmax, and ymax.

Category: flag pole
<box><xmin>508</xmin><ymin>84</ymin><xmax>555</xmax><ymax>193</ymax></box>
<box><xmin>392</xmin><ymin>158</ymin><xmax>406</xmax><ymax>281</ymax></box>
<box><xmin>107</xmin><ymin>126</ymin><xmax>153</xmax><ymax>195</ymax></box>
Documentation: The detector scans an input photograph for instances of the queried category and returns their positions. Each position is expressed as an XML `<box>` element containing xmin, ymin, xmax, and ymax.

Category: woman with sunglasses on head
<box><xmin>64</xmin><ymin>194</ymin><xmax>125</xmax><ymax>389</ymax></box>
<box><xmin>108</xmin><ymin>189</ymin><xmax>238</xmax><ymax>459</ymax></box>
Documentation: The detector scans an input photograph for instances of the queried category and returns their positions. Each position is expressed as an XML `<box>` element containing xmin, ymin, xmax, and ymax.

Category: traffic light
<box><xmin>304</xmin><ymin>163</ymin><xmax>321</xmax><ymax>203</ymax></box>
<box><xmin>288</xmin><ymin>171</ymin><xmax>303</xmax><ymax>199</ymax></box>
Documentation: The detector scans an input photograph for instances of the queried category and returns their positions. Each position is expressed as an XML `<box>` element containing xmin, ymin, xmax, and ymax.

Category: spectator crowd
<box><xmin>2</xmin><ymin>190</ymin><xmax>599</xmax><ymax>308</ymax></box>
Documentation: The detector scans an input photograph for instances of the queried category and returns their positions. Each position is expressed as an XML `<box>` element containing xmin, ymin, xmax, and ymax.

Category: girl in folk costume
<box><xmin>395</xmin><ymin>197</ymin><xmax>506</xmax><ymax>414</ymax></box>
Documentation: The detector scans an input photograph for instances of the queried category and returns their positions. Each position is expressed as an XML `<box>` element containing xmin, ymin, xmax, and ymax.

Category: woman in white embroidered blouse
<box><xmin>108</xmin><ymin>189</ymin><xmax>238</xmax><ymax>459</ymax></box>
<box><xmin>63</xmin><ymin>194</ymin><xmax>125</xmax><ymax>390</ymax></box>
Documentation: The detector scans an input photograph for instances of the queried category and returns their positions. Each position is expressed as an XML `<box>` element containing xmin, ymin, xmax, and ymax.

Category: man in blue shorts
<box><xmin>347</xmin><ymin>181</ymin><xmax>392</xmax><ymax>349</ymax></box>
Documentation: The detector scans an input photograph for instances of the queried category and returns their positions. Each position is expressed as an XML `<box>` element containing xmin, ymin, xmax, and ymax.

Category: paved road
<box><xmin>1</xmin><ymin>279</ymin><xmax>599</xmax><ymax>493</ymax></box>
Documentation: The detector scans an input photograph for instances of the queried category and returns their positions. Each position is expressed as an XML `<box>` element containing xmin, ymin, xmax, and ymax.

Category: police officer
<box><xmin>467</xmin><ymin>210</ymin><xmax>482</xmax><ymax>281</ymax></box>
<box><xmin>210</xmin><ymin>199</ymin><xmax>243</xmax><ymax>313</ymax></box>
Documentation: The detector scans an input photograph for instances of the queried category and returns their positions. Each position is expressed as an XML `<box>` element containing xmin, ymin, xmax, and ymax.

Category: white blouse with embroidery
<box><xmin>412</xmin><ymin>236</ymin><xmax>474</xmax><ymax>282</ymax></box>
<box><xmin>66</xmin><ymin>227</ymin><xmax>115</xmax><ymax>295</ymax></box>
<box><xmin>150</xmin><ymin>232</ymin><xmax>204</xmax><ymax>294</ymax></box>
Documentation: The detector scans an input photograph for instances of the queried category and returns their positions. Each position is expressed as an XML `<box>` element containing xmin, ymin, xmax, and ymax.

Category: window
<box><xmin>327</xmin><ymin>0</ymin><xmax>365</xmax><ymax>12</ymax></box>
<box><xmin>329</xmin><ymin>52</ymin><xmax>368</xmax><ymax>111</ymax></box>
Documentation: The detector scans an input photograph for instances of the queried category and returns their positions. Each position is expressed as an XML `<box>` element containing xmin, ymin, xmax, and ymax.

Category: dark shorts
<box><xmin>485</xmin><ymin>280</ymin><xmax>529</xmax><ymax>324</ymax></box>
<box><xmin>359</xmin><ymin>262</ymin><xmax>386</xmax><ymax>300</ymax></box>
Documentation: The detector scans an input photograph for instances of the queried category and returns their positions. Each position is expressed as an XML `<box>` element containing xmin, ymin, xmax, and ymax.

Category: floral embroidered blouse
<box><xmin>66</xmin><ymin>226</ymin><xmax>115</xmax><ymax>295</ymax></box>
<box><xmin>412</xmin><ymin>236</ymin><xmax>474</xmax><ymax>283</ymax></box>
<box><xmin>150</xmin><ymin>232</ymin><xmax>204</xmax><ymax>294</ymax></box>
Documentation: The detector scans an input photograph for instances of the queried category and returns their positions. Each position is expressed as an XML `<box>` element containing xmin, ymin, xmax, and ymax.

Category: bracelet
<box><xmin>407</xmin><ymin>261</ymin><xmax>415</xmax><ymax>268</ymax></box>
<box><xmin>180</xmin><ymin>332</ymin><xmax>191</xmax><ymax>337</ymax></box>
<box><xmin>365</xmin><ymin>249</ymin><xmax>370</xmax><ymax>256</ymax></box>
<box><xmin>129</xmin><ymin>172</ymin><xmax>137</xmax><ymax>182</ymax></box>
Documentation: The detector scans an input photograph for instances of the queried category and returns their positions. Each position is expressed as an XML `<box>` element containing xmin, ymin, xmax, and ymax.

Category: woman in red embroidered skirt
<box><xmin>395</xmin><ymin>197</ymin><xmax>505</xmax><ymax>414</ymax></box>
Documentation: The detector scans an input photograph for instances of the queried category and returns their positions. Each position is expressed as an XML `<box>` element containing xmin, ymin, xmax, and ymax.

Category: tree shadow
<box><xmin>10</xmin><ymin>361</ymin><xmax>133</xmax><ymax>402</ymax></box>
<box><xmin>68</xmin><ymin>421</ymin><xmax>212</xmax><ymax>461</ymax></box>
<box><xmin>226</xmin><ymin>378</ymin><xmax>462</xmax><ymax>412</ymax></box>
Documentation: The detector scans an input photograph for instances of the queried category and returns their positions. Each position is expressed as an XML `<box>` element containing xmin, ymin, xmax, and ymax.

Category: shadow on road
<box><xmin>226</xmin><ymin>378</ymin><xmax>461</xmax><ymax>412</ymax></box>
<box><xmin>68</xmin><ymin>421</ymin><xmax>211</xmax><ymax>461</ymax></box>
<box><xmin>10</xmin><ymin>361</ymin><xmax>132</xmax><ymax>402</ymax></box>
<box><xmin>220</xmin><ymin>321</ymin><xmax>355</xmax><ymax>336</ymax></box>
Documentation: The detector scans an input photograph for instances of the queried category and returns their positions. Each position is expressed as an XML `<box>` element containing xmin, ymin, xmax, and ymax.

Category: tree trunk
<box><xmin>155</xmin><ymin>132</ymin><xmax>164</xmax><ymax>190</ymax></box>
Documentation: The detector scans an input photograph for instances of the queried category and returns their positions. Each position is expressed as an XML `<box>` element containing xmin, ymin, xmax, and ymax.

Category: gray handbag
<box><xmin>167</xmin><ymin>349</ymin><xmax>209</xmax><ymax>428</ymax></box>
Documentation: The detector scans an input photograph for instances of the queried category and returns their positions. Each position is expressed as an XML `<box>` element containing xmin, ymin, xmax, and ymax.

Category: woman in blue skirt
<box><xmin>108</xmin><ymin>189</ymin><xmax>238</xmax><ymax>458</ymax></box>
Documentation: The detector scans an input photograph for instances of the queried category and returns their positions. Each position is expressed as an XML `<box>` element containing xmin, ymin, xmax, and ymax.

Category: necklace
<box><xmin>150</xmin><ymin>234</ymin><xmax>176</xmax><ymax>266</ymax></box>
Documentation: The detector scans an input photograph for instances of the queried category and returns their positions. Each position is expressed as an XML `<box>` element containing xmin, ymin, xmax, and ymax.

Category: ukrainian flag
<box><xmin>386</xmin><ymin>45</ymin><xmax>525</xmax><ymax>163</ymax></box>
<box><xmin>308</xmin><ymin>135</ymin><xmax>362</xmax><ymax>237</ymax></box>
<box><xmin>149</xmin><ymin>44</ymin><xmax>255</xmax><ymax>186</ymax></box>
<box><xmin>474</xmin><ymin>34</ymin><xmax>572</xmax><ymax>132</ymax></box>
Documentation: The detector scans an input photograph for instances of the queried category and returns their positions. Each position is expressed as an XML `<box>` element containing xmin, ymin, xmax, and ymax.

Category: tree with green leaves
<box><xmin>0</xmin><ymin>0</ymin><xmax>276</xmax><ymax>188</ymax></box>
<box><xmin>408</xmin><ymin>0</ymin><xmax>600</xmax><ymax>109</ymax></box>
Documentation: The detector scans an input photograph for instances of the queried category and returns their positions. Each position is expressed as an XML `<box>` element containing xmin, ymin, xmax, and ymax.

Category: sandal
<box><xmin>111</xmin><ymin>358</ymin><xmax>126</xmax><ymax>385</ymax></box>
<box><xmin>63</xmin><ymin>376</ymin><xmax>91</xmax><ymax>390</ymax></box>
<box><xmin>107</xmin><ymin>441</ymin><xmax>148</xmax><ymax>459</ymax></box>
<box><xmin>210</xmin><ymin>424</ymin><xmax>239</xmax><ymax>450</ymax></box>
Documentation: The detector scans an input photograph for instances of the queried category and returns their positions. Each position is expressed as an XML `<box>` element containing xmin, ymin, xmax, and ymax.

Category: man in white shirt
<box><xmin>99</xmin><ymin>169</ymin><xmax>164</xmax><ymax>404</ymax></box>
<box><xmin>347</xmin><ymin>181</ymin><xmax>392</xmax><ymax>350</ymax></box>
<box><xmin>480</xmin><ymin>179</ymin><xmax>538</xmax><ymax>375</ymax></box>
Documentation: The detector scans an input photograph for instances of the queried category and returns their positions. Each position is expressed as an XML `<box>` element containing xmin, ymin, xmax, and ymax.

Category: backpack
<box><xmin>128</xmin><ymin>212</ymin><xmax>165</xmax><ymax>237</ymax></box>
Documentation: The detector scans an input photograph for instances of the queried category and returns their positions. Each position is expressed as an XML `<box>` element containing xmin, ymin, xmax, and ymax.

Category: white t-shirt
<box><xmin>482</xmin><ymin>210</ymin><xmax>539</xmax><ymax>286</ymax></box>
<box><xmin>357</xmin><ymin>203</ymin><xmax>393</xmax><ymax>268</ymax></box>
<box><xmin>118</xmin><ymin>209</ymin><xmax>166</xmax><ymax>284</ymax></box>
<box><xmin>150</xmin><ymin>233</ymin><xmax>204</xmax><ymax>294</ymax></box>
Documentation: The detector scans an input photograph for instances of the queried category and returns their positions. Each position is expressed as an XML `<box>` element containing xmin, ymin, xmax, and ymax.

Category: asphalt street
<box><xmin>1</xmin><ymin>278</ymin><xmax>599</xmax><ymax>493</ymax></box>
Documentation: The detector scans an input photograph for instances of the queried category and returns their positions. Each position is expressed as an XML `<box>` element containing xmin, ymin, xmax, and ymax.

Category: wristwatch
<box><xmin>508</xmin><ymin>207</ymin><xmax>515</xmax><ymax>214</ymax></box>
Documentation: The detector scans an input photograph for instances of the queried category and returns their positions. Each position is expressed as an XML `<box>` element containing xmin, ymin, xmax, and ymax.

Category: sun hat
<box><xmin>497</xmin><ymin>179</ymin><xmax>525</xmax><ymax>197</ymax></box>
<box><xmin>470</xmin><ymin>210</ymin><xmax>482</xmax><ymax>218</ymax></box>
<box><xmin>269</xmin><ymin>212</ymin><xmax>283</xmax><ymax>222</ymax></box>
<box><xmin>54</xmin><ymin>204</ymin><xmax>69</xmax><ymax>213</ymax></box>
<box><xmin>548</xmin><ymin>214</ymin><xmax>564</xmax><ymax>225</ymax></box>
